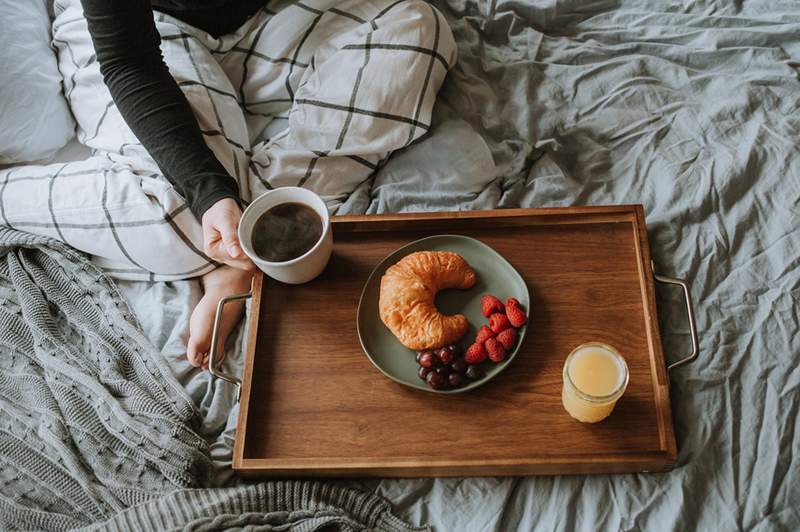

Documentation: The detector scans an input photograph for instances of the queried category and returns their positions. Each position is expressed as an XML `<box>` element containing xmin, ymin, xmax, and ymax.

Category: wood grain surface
<box><xmin>234</xmin><ymin>206</ymin><xmax>677</xmax><ymax>477</ymax></box>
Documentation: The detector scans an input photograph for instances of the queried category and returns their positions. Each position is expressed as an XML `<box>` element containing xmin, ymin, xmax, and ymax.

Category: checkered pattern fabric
<box><xmin>0</xmin><ymin>0</ymin><xmax>456</xmax><ymax>280</ymax></box>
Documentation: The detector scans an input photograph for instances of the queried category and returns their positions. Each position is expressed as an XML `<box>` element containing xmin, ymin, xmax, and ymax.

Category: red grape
<box><xmin>451</xmin><ymin>358</ymin><xmax>467</xmax><ymax>374</ymax></box>
<box><xmin>436</xmin><ymin>347</ymin><xmax>454</xmax><ymax>365</ymax></box>
<box><xmin>465</xmin><ymin>365</ymin><xmax>484</xmax><ymax>380</ymax></box>
<box><xmin>419</xmin><ymin>352</ymin><xmax>437</xmax><ymax>369</ymax></box>
<box><xmin>426</xmin><ymin>371</ymin><xmax>445</xmax><ymax>389</ymax></box>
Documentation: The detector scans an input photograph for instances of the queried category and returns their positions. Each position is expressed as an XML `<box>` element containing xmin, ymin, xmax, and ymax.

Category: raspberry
<box><xmin>496</xmin><ymin>328</ymin><xmax>518</xmax><ymax>350</ymax></box>
<box><xmin>465</xmin><ymin>343</ymin><xmax>488</xmax><ymax>364</ymax></box>
<box><xmin>475</xmin><ymin>325</ymin><xmax>494</xmax><ymax>345</ymax></box>
<box><xmin>489</xmin><ymin>313</ymin><xmax>513</xmax><ymax>334</ymax></box>
<box><xmin>506</xmin><ymin>304</ymin><xmax>528</xmax><ymax>327</ymax></box>
<box><xmin>481</xmin><ymin>294</ymin><xmax>505</xmax><ymax>318</ymax></box>
<box><xmin>485</xmin><ymin>337</ymin><xmax>507</xmax><ymax>363</ymax></box>
<box><xmin>505</xmin><ymin>297</ymin><xmax>521</xmax><ymax>309</ymax></box>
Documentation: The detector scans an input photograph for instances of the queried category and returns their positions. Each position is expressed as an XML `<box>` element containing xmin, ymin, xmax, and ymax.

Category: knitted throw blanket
<box><xmin>0</xmin><ymin>229</ymin><xmax>420</xmax><ymax>532</ymax></box>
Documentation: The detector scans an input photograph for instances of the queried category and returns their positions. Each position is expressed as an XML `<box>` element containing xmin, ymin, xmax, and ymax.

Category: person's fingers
<box><xmin>224</xmin><ymin>255</ymin><xmax>256</xmax><ymax>271</ymax></box>
<box><xmin>203</xmin><ymin>227</ymin><xmax>223</xmax><ymax>258</ymax></box>
<box><xmin>205</xmin><ymin>242</ymin><xmax>229</xmax><ymax>264</ymax></box>
<box><xmin>218</xmin><ymin>219</ymin><xmax>242</xmax><ymax>259</ymax></box>
<box><xmin>201</xmin><ymin>198</ymin><xmax>247</xmax><ymax>264</ymax></box>
<box><xmin>228</xmin><ymin>241</ymin><xmax>243</xmax><ymax>259</ymax></box>
<box><xmin>204</xmin><ymin>233</ymin><xmax>252</xmax><ymax>267</ymax></box>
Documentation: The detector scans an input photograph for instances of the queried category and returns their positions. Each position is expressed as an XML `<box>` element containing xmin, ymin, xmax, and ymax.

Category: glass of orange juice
<box><xmin>562</xmin><ymin>342</ymin><xmax>629</xmax><ymax>423</ymax></box>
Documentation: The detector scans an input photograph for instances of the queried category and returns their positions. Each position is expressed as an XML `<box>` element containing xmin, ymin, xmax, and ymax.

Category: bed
<box><xmin>4</xmin><ymin>0</ymin><xmax>800</xmax><ymax>529</ymax></box>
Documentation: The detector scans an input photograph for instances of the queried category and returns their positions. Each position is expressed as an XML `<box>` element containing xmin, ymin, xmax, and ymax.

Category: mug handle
<box><xmin>209</xmin><ymin>290</ymin><xmax>252</xmax><ymax>400</ymax></box>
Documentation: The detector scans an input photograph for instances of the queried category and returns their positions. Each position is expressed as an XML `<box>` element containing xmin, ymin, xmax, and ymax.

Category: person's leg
<box><xmin>218</xmin><ymin>0</ymin><xmax>458</xmax><ymax>208</ymax></box>
<box><xmin>0</xmin><ymin>156</ymin><xmax>216</xmax><ymax>281</ymax></box>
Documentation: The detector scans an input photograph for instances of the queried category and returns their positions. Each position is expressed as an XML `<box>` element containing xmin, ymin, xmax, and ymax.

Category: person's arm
<box><xmin>81</xmin><ymin>0</ymin><xmax>240</xmax><ymax>220</ymax></box>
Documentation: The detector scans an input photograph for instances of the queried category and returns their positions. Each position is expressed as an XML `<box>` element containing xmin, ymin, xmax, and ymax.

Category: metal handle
<box><xmin>652</xmin><ymin>261</ymin><xmax>699</xmax><ymax>371</ymax></box>
<box><xmin>209</xmin><ymin>290</ymin><xmax>252</xmax><ymax>399</ymax></box>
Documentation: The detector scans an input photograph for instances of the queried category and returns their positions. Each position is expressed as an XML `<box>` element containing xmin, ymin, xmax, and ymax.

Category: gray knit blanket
<box><xmin>0</xmin><ymin>228</ymin><xmax>421</xmax><ymax>532</ymax></box>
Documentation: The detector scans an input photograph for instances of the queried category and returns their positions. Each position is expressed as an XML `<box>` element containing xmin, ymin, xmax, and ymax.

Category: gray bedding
<box><xmin>366</xmin><ymin>1</ymin><xmax>799</xmax><ymax>529</ymax></box>
<box><xmin>40</xmin><ymin>0</ymin><xmax>800</xmax><ymax>529</ymax></box>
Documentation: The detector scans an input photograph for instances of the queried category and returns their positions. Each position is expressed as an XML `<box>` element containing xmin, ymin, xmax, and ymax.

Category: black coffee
<box><xmin>251</xmin><ymin>202</ymin><xmax>323</xmax><ymax>262</ymax></box>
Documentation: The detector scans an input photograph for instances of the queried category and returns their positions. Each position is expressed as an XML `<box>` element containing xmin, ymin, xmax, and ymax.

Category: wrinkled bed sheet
<box><xmin>116</xmin><ymin>0</ymin><xmax>799</xmax><ymax>529</ymax></box>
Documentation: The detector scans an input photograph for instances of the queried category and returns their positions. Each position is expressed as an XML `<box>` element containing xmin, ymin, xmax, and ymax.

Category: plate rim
<box><xmin>356</xmin><ymin>234</ymin><xmax>529</xmax><ymax>394</ymax></box>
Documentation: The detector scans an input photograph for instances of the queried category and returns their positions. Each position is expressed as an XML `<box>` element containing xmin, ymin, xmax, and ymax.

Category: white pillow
<box><xmin>0</xmin><ymin>0</ymin><xmax>76</xmax><ymax>164</ymax></box>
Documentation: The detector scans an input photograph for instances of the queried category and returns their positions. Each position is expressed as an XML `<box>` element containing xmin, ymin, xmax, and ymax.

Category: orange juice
<box><xmin>562</xmin><ymin>343</ymin><xmax>628</xmax><ymax>423</ymax></box>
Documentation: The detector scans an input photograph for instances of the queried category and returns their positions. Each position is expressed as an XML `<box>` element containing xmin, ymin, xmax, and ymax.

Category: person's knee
<box><xmin>390</xmin><ymin>0</ymin><xmax>456</xmax><ymax>66</ymax></box>
<box><xmin>103</xmin><ymin>170</ymin><xmax>211</xmax><ymax>279</ymax></box>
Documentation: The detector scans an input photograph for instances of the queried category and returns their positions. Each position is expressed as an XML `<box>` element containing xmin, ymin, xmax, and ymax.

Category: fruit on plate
<box><xmin>426</xmin><ymin>371</ymin><xmax>445</xmax><ymax>389</ymax></box>
<box><xmin>415</xmin><ymin>349</ymin><xmax>472</xmax><ymax>390</ymax></box>
<box><xmin>506</xmin><ymin>299</ymin><xmax>528</xmax><ymax>327</ymax></box>
<box><xmin>411</xmin><ymin>293</ymin><xmax>528</xmax><ymax>391</ymax></box>
<box><xmin>481</xmin><ymin>294</ymin><xmax>505</xmax><ymax>317</ymax></box>
<box><xmin>417</xmin><ymin>352</ymin><xmax>470</xmax><ymax>390</ymax></box>
<box><xmin>436</xmin><ymin>347</ymin><xmax>455</xmax><ymax>365</ymax></box>
<box><xmin>475</xmin><ymin>325</ymin><xmax>494</xmax><ymax>345</ymax></box>
<box><xmin>461</xmin><ymin>293</ymin><xmax>528</xmax><ymax>369</ymax></box>
<box><xmin>485</xmin><ymin>337</ymin><xmax>507</xmax><ymax>363</ymax></box>
<box><xmin>489</xmin><ymin>313</ymin><xmax>513</xmax><ymax>334</ymax></box>
<box><xmin>465</xmin><ymin>343</ymin><xmax>488</xmax><ymax>364</ymax></box>
<box><xmin>465</xmin><ymin>365</ymin><xmax>484</xmax><ymax>380</ymax></box>
<box><xmin>379</xmin><ymin>251</ymin><xmax>477</xmax><ymax>350</ymax></box>
<box><xmin>496</xmin><ymin>328</ymin><xmax>518</xmax><ymax>350</ymax></box>
<box><xmin>418</xmin><ymin>351</ymin><xmax>437</xmax><ymax>369</ymax></box>
<box><xmin>451</xmin><ymin>358</ymin><xmax>467</xmax><ymax>374</ymax></box>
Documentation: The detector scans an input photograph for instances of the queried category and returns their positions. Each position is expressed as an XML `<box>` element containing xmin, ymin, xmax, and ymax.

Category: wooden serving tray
<box><xmin>232</xmin><ymin>206</ymin><xmax>677</xmax><ymax>477</ymax></box>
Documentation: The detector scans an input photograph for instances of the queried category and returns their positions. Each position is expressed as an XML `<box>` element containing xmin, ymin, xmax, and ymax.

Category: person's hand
<box><xmin>201</xmin><ymin>198</ymin><xmax>255</xmax><ymax>271</ymax></box>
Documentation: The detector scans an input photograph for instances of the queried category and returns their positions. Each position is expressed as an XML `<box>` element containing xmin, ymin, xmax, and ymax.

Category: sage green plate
<box><xmin>357</xmin><ymin>235</ymin><xmax>530</xmax><ymax>394</ymax></box>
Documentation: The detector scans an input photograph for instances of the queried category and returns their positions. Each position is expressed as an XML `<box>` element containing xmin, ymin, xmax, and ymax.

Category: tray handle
<box><xmin>209</xmin><ymin>290</ymin><xmax>252</xmax><ymax>400</ymax></box>
<box><xmin>651</xmin><ymin>261</ymin><xmax>699</xmax><ymax>372</ymax></box>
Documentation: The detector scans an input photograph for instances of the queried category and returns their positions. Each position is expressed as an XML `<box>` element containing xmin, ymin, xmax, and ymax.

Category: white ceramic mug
<box><xmin>238</xmin><ymin>187</ymin><xmax>333</xmax><ymax>284</ymax></box>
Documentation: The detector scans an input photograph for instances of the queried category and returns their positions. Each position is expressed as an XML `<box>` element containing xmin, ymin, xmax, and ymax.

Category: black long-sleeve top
<box><xmin>81</xmin><ymin>0</ymin><xmax>265</xmax><ymax>219</ymax></box>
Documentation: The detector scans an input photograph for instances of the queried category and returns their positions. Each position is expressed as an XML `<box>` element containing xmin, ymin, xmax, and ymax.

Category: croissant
<box><xmin>379</xmin><ymin>251</ymin><xmax>477</xmax><ymax>350</ymax></box>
